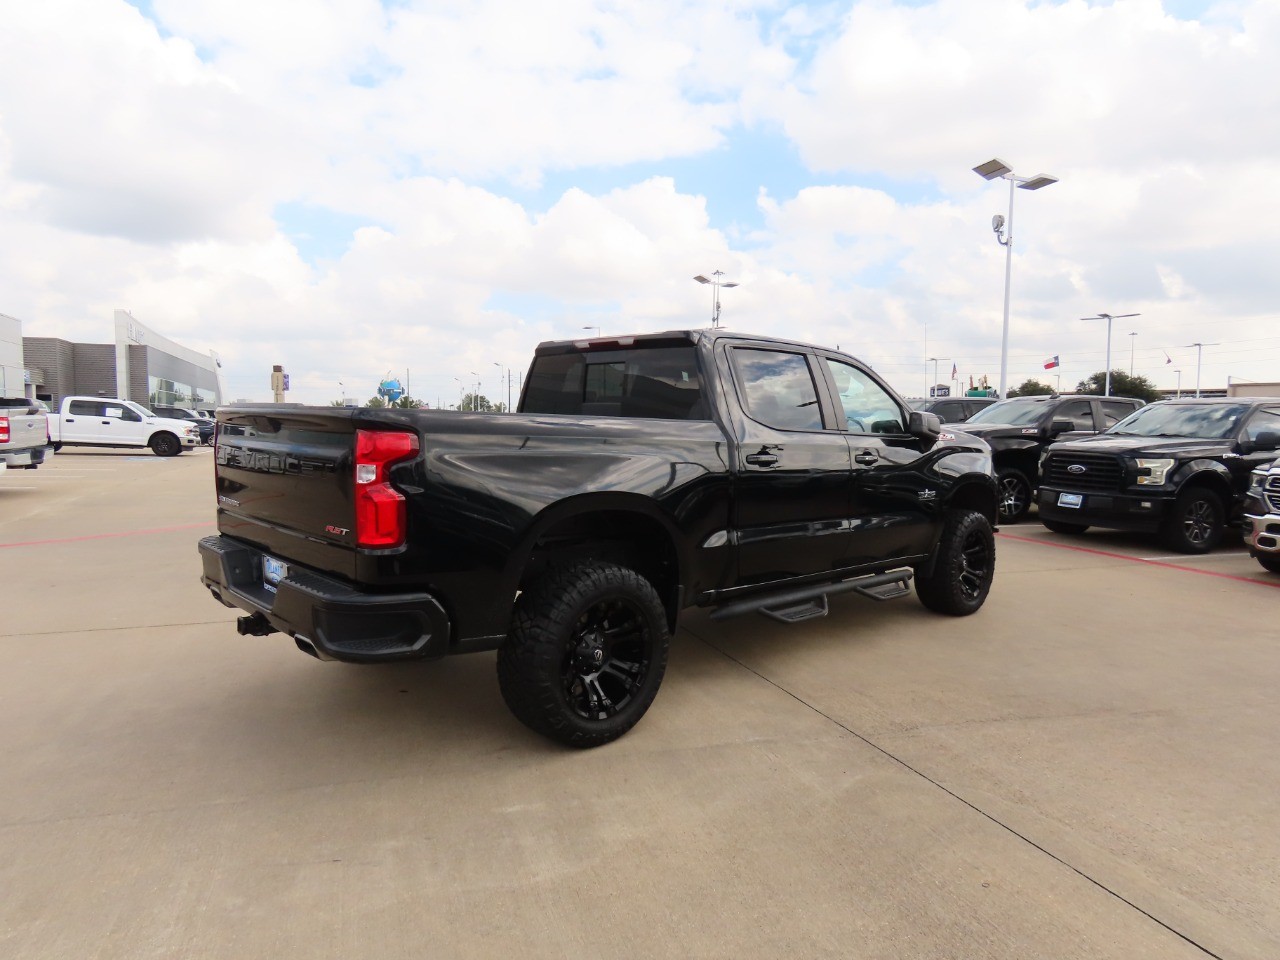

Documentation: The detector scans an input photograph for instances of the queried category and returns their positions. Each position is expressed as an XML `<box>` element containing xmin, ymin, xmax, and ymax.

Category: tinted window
<box><xmin>1056</xmin><ymin>400</ymin><xmax>1094</xmax><ymax>431</ymax></box>
<box><xmin>734</xmin><ymin>349</ymin><xmax>823</xmax><ymax>431</ymax></box>
<box><xmin>522</xmin><ymin>346</ymin><xmax>708</xmax><ymax>420</ymax></box>
<box><xmin>967</xmin><ymin>397</ymin><xmax>1053</xmax><ymax>426</ymax></box>
<box><xmin>933</xmin><ymin>401</ymin><xmax>965</xmax><ymax>422</ymax></box>
<box><xmin>1101</xmin><ymin>400</ymin><xmax>1138</xmax><ymax>427</ymax></box>
<box><xmin>68</xmin><ymin>400</ymin><xmax>103</xmax><ymax>416</ymax></box>
<box><xmin>824</xmin><ymin>358</ymin><xmax>905</xmax><ymax>434</ymax></box>
<box><xmin>1243</xmin><ymin>408</ymin><xmax>1280</xmax><ymax>442</ymax></box>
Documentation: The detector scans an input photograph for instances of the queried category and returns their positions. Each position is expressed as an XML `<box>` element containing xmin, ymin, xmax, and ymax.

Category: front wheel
<box><xmin>1256</xmin><ymin>554</ymin><xmax>1280</xmax><ymax>575</ymax></box>
<box><xmin>915</xmin><ymin>509</ymin><xmax>995</xmax><ymax>616</ymax></box>
<box><xmin>996</xmin><ymin>468</ymin><xmax>1033</xmax><ymax>524</ymax></box>
<box><xmin>1042</xmin><ymin>519</ymin><xmax>1089</xmax><ymax>535</ymax></box>
<box><xmin>149</xmin><ymin>432</ymin><xmax>182</xmax><ymax>457</ymax></box>
<box><xmin>1161</xmin><ymin>488</ymin><xmax>1224</xmax><ymax>554</ymax></box>
<box><xmin>497</xmin><ymin>562</ymin><xmax>670</xmax><ymax>748</ymax></box>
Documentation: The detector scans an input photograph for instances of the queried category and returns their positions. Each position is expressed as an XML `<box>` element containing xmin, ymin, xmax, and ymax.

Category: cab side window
<box><xmin>68</xmin><ymin>400</ymin><xmax>103</xmax><ymax>417</ymax></box>
<box><xmin>823</xmin><ymin>359</ymin><xmax>905</xmax><ymax>434</ymax></box>
<box><xmin>1243</xmin><ymin>408</ymin><xmax>1280</xmax><ymax>442</ymax></box>
<box><xmin>732</xmin><ymin>349</ymin><xmax>823</xmax><ymax>432</ymax></box>
<box><xmin>1101</xmin><ymin>400</ymin><xmax>1137</xmax><ymax>427</ymax></box>
<box><xmin>1055</xmin><ymin>400</ymin><xmax>1095</xmax><ymax>431</ymax></box>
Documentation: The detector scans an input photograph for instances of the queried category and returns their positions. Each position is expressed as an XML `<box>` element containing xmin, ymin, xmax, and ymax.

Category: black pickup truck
<box><xmin>199</xmin><ymin>330</ymin><xmax>999</xmax><ymax>746</ymax></box>
<box><xmin>955</xmin><ymin>394</ymin><xmax>1145</xmax><ymax>523</ymax></box>
<box><xmin>1039</xmin><ymin>397</ymin><xmax>1280</xmax><ymax>552</ymax></box>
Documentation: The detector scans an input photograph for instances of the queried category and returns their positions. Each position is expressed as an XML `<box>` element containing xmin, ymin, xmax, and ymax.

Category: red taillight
<box><xmin>0</xmin><ymin>416</ymin><xmax>8</xmax><ymax>444</ymax></box>
<box><xmin>354</xmin><ymin>429</ymin><xmax>419</xmax><ymax>548</ymax></box>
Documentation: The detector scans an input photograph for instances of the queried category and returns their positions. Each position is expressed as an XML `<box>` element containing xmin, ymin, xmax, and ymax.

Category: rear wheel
<box><xmin>996</xmin><ymin>468</ymin><xmax>1032</xmax><ymax>524</ymax></box>
<box><xmin>915</xmin><ymin>510</ymin><xmax>995</xmax><ymax>616</ymax></box>
<box><xmin>1161</xmin><ymin>488</ymin><xmax>1224</xmax><ymax>554</ymax></box>
<box><xmin>149</xmin><ymin>432</ymin><xmax>181</xmax><ymax>457</ymax></box>
<box><xmin>497</xmin><ymin>562</ymin><xmax>670</xmax><ymax>748</ymax></box>
<box><xmin>1042</xmin><ymin>519</ymin><xmax>1089</xmax><ymax>535</ymax></box>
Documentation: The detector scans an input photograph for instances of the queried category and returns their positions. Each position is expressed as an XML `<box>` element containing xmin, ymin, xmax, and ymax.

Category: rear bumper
<box><xmin>198</xmin><ymin>535</ymin><xmax>451</xmax><ymax>662</ymax></box>
<box><xmin>1247</xmin><ymin>513</ymin><xmax>1280</xmax><ymax>557</ymax></box>
<box><xmin>1038</xmin><ymin>485</ymin><xmax>1170</xmax><ymax>533</ymax></box>
<box><xmin>0</xmin><ymin>444</ymin><xmax>49</xmax><ymax>468</ymax></box>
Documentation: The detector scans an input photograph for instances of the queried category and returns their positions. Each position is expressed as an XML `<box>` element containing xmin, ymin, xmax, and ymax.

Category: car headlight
<box><xmin>1135</xmin><ymin>458</ymin><xmax>1176</xmax><ymax>485</ymax></box>
<box><xmin>1248</xmin><ymin>470</ymin><xmax>1267</xmax><ymax>496</ymax></box>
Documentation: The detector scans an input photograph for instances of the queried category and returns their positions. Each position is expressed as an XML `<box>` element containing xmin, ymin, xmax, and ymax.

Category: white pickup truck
<box><xmin>49</xmin><ymin>396</ymin><xmax>199</xmax><ymax>456</ymax></box>
<box><xmin>0</xmin><ymin>397</ymin><xmax>51</xmax><ymax>471</ymax></box>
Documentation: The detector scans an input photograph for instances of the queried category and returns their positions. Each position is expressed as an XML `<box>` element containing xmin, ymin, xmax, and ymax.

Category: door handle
<box><xmin>854</xmin><ymin>452</ymin><xmax>879</xmax><ymax>465</ymax></box>
<box><xmin>65</xmin><ymin>418</ymin><xmax>75</xmax><ymax>422</ymax></box>
<box><xmin>745</xmin><ymin>453</ymin><xmax>779</xmax><ymax>467</ymax></box>
<box><xmin>101</xmin><ymin>420</ymin><xmax>112</xmax><ymax>425</ymax></box>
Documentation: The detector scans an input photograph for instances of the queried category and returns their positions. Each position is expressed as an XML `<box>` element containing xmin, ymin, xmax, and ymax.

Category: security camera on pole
<box><xmin>693</xmin><ymin>271</ymin><xmax>738</xmax><ymax>328</ymax></box>
<box><xmin>973</xmin><ymin>159</ymin><xmax>1059</xmax><ymax>399</ymax></box>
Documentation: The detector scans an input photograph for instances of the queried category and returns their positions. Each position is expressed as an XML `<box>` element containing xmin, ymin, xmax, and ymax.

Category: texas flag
<box><xmin>1044</xmin><ymin>355</ymin><xmax>1060</xmax><ymax>369</ymax></box>
<box><xmin>951</xmin><ymin>362</ymin><xmax>957</xmax><ymax>379</ymax></box>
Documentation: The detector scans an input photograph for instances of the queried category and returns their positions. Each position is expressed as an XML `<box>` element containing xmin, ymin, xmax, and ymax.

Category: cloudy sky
<box><xmin>2</xmin><ymin>0</ymin><xmax>1277</xmax><ymax>406</ymax></box>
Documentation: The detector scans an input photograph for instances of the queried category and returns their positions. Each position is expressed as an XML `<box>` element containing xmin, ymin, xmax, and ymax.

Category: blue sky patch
<box><xmin>275</xmin><ymin>202</ymin><xmax>383</xmax><ymax>265</ymax></box>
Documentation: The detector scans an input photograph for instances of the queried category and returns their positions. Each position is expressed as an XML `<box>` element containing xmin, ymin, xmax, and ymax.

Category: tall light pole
<box><xmin>693</xmin><ymin>271</ymin><xmax>739</xmax><ymax>328</ymax></box>
<box><xmin>1174</xmin><ymin>369</ymin><xmax>1182</xmax><ymax>398</ymax></box>
<box><xmin>1128</xmin><ymin>331</ymin><xmax>1138</xmax><ymax>376</ymax></box>
<box><xmin>1079</xmin><ymin>312</ymin><xmax>1139</xmax><ymax>396</ymax></box>
<box><xmin>928</xmin><ymin>357</ymin><xmax>951</xmax><ymax>397</ymax></box>
<box><xmin>582</xmin><ymin>325</ymin><xmax>600</xmax><ymax>338</ymax></box>
<box><xmin>493</xmin><ymin>361</ymin><xmax>507</xmax><ymax>412</ymax></box>
<box><xmin>1183</xmin><ymin>342</ymin><xmax>1219</xmax><ymax>398</ymax></box>
<box><xmin>452</xmin><ymin>376</ymin><xmax>463</xmax><ymax>410</ymax></box>
<box><xmin>973</xmin><ymin>159</ymin><xmax>1059</xmax><ymax>399</ymax></box>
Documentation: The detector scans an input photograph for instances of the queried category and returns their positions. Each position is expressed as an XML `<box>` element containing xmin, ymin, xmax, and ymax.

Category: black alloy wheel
<box><xmin>996</xmin><ymin>468</ymin><xmax>1032</xmax><ymax>524</ymax></box>
<box><xmin>498</xmin><ymin>562</ymin><xmax>670</xmax><ymax>748</ymax></box>
<box><xmin>1162</xmin><ymin>488</ymin><xmax>1224</xmax><ymax>554</ymax></box>
<box><xmin>915</xmin><ymin>509</ymin><xmax>995</xmax><ymax>616</ymax></box>
<box><xmin>149</xmin><ymin>432</ymin><xmax>181</xmax><ymax>457</ymax></box>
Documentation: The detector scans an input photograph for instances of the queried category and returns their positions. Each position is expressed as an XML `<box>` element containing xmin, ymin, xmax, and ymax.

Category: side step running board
<box><xmin>710</xmin><ymin>569</ymin><xmax>915</xmax><ymax>623</ymax></box>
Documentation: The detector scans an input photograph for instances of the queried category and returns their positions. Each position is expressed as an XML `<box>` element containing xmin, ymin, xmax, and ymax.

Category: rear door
<box><xmin>720</xmin><ymin>343</ymin><xmax>852</xmax><ymax>587</ymax></box>
<box><xmin>62</xmin><ymin>399</ymin><xmax>105</xmax><ymax>444</ymax></box>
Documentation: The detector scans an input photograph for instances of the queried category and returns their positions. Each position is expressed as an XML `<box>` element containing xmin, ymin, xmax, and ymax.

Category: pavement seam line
<box><xmin>684</xmin><ymin>623</ymin><xmax>1226</xmax><ymax>960</ymax></box>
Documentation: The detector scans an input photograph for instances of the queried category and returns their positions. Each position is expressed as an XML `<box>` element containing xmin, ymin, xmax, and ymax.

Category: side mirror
<box><xmin>909</xmin><ymin>410</ymin><xmax>942</xmax><ymax>440</ymax></box>
<box><xmin>1049</xmin><ymin>418</ymin><xmax>1074</xmax><ymax>436</ymax></box>
<box><xmin>1247</xmin><ymin>431</ymin><xmax>1279</xmax><ymax>452</ymax></box>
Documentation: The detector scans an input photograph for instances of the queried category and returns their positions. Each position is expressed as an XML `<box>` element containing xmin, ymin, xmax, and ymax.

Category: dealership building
<box><xmin>23</xmin><ymin>310</ymin><xmax>224</xmax><ymax>409</ymax></box>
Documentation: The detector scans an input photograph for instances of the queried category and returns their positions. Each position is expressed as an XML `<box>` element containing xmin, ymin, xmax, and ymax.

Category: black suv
<box><xmin>1039</xmin><ymin>398</ymin><xmax>1280</xmax><ymax>553</ymax></box>
<box><xmin>954</xmin><ymin>394</ymin><xmax>1145</xmax><ymax>523</ymax></box>
<box><xmin>152</xmin><ymin>405</ymin><xmax>215</xmax><ymax>445</ymax></box>
<box><xmin>907</xmin><ymin>396</ymin><xmax>997</xmax><ymax>423</ymax></box>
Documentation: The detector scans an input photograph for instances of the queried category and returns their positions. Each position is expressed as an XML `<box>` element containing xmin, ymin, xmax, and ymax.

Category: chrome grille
<box><xmin>1043</xmin><ymin>452</ymin><xmax>1124</xmax><ymax>492</ymax></box>
<box><xmin>1265</xmin><ymin>475</ymin><xmax>1280</xmax><ymax>513</ymax></box>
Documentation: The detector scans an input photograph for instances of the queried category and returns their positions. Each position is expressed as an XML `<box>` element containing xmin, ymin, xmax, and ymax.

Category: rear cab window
<box><xmin>521</xmin><ymin>344</ymin><xmax>708</xmax><ymax>420</ymax></box>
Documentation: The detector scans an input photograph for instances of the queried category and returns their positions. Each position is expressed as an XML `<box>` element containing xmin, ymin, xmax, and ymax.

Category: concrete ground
<box><xmin>2</xmin><ymin>448</ymin><xmax>1277</xmax><ymax>959</ymax></box>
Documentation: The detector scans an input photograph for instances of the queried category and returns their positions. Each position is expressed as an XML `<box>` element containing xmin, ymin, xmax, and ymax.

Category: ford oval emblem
<box><xmin>1067</xmin><ymin>464</ymin><xmax>1087</xmax><ymax>474</ymax></box>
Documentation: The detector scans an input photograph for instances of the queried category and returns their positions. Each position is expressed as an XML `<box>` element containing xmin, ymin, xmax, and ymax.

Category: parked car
<box><xmin>49</xmin><ymin>396</ymin><xmax>198</xmax><ymax>456</ymax></box>
<box><xmin>199</xmin><ymin>329</ymin><xmax>999</xmax><ymax>747</ymax></box>
<box><xmin>0</xmin><ymin>396</ymin><xmax>51</xmax><ymax>471</ymax></box>
<box><xmin>1039</xmin><ymin>398</ymin><xmax>1280</xmax><ymax>553</ymax></box>
<box><xmin>955</xmin><ymin>394</ymin><xmax>1145</xmax><ymax>523</ymax></box>
<box><xmin>151</xmin><ymin>405</ymin><xmax>215</xmax><ymax>445</ymax></box>
<box><xmin>1244</xmin><ymin>460</ymin><xmax>1280</xmax><ymax>574</ymax></box>
<box><xmin>906</xmin><ymin>396</ymin><xmax>997</xmax><ymax>423</ymax></box>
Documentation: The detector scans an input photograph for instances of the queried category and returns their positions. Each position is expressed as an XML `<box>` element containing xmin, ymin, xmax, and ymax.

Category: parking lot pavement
<box><xmin>2</xmin><ymin>452</ymin><xmax>1277</xmax><ymax>959</ymax></box>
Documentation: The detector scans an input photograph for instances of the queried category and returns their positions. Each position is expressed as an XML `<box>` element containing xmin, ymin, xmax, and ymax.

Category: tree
<box><xmin>390</xmin><ymin>395</ymin><xmax>424</xmax><ymax>409</ymax></box>
<box><xmin>1074</xmin><ymin>370</ymin><xmax>1162</xmax><ymax>403</ymax></box>
<box><xmin>1007</xmin><ymin>379</ymin><xmax>1053</xmax><ymax>398</ymax></box>
<box><xmin>460</xmin><ymin>392</ymin><xmax>493</xmax><ymax>412</ymax></box>
<box><xmin>366</xmin><ymin>396</ymin><xmax>388</xmax><ymax>408</ymax></box>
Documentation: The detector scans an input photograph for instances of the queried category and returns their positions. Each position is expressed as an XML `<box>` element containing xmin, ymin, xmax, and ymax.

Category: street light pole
<box><xmin>1129</xmin><ymin>331</ymin><xmax>1137</xmax><ymax>376</ymax></box>
<box><xmin>927</xmin><ymin>357</ymin><xmax>951</xmax><ymax>397</ymax></box>
<box><xmin>973</xmin><ymin>159</ymin><xmax>1059</xmax><ymax>399</ymax></box>
<box><xmin>1182</xmin><ymin>342</ymin><xmax>1219</xmax><ymax>398</ymax></box>
<box><xmin>1079</xmin><ymin>313</ymin><xmax>1139</xmax><ymax>396</ymax></box>
<box><xmin>1174</xmin><ymin>369</ymin><xmax>1182</xmax><ymax>398</ymax></box>
<box><xmin>693</xmin><ymin>271</ymin><xmax>739</xmax><ymax>328</ymax></box>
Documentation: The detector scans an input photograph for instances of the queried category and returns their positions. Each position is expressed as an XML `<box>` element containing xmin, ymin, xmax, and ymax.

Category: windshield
<box><xmin>965</xmin><ymin>397</ymin><xmax>1053</xmax><ymax>426</ymax></box>
<box><xmin>1107</xmin><ymin>402</ymin><xmax>1251</xmax><ymax>439</ymax></box>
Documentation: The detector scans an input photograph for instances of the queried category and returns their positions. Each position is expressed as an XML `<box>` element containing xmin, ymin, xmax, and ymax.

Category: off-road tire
<box><xmin>149</xmin><ymin>432</ymin><xmax>181</xmax><ymax>457</ymax></box>
<box><xmin>497</xmin><ymin>562</ymin><xmax>670</xmax><ymax>748</ymax></box>
<box><xmin>915</xmin><ymin>509</ymin><xmax>995</xmax><ymax>616</ymax></box>
<box><xmin>1161</xmin><ymin>488</ymin><xmax>1224</xmax><ymax>554</ymax></box>
<box><xmin>1042</xmin><ymin>519</ymin><xmax>1089</xmax><ymax>535</ymax></box>
<box><xmin>996</xmin><ymin>467</ymin><xmax>1033</xmax><ymax>524</ymax></box>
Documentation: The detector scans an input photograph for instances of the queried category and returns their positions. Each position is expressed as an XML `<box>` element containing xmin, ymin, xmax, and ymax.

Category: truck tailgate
<box><xmin>215</xmin><ymin>407</ymin><xmax>361</xmax><ymax>579</ymax></box>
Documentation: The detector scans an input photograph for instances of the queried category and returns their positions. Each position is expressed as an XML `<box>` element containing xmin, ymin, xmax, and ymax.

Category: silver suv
<box><xmin>1245</xmin><ymin>461</ymin><xmax>1280</xmax><ymax>574</ymax></box>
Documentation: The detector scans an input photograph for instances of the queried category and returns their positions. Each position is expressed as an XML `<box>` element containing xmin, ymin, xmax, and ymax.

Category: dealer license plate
<box><xmin>1057</xmin><ymin>492</ymin><xmax>1084</xmax><ymax>509</ymax></box>
<box><xmin>262</xmin><ymin>555</ymin><xmax>289</xmax><ymax>591</ymax></box>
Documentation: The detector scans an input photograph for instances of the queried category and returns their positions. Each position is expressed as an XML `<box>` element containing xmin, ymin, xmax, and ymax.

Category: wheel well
<box><xmin>519</xmin><ymin>511</ymin><xmax>681</xmax><ymax>629</ymax></box>
<box><xmin>949</xmin><ymin>481</ymin><xmax>999</xmax><ymax>526</ymax></box>
<box><xmin>1178</xmin><ymin>473</ymin><xmax>1233</xmax><ymax>508</ymax></box>
<box><xmin>993</xmin><ymin>451</ymin><xmax>1037</xmax><ymax>483</ymax></box>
